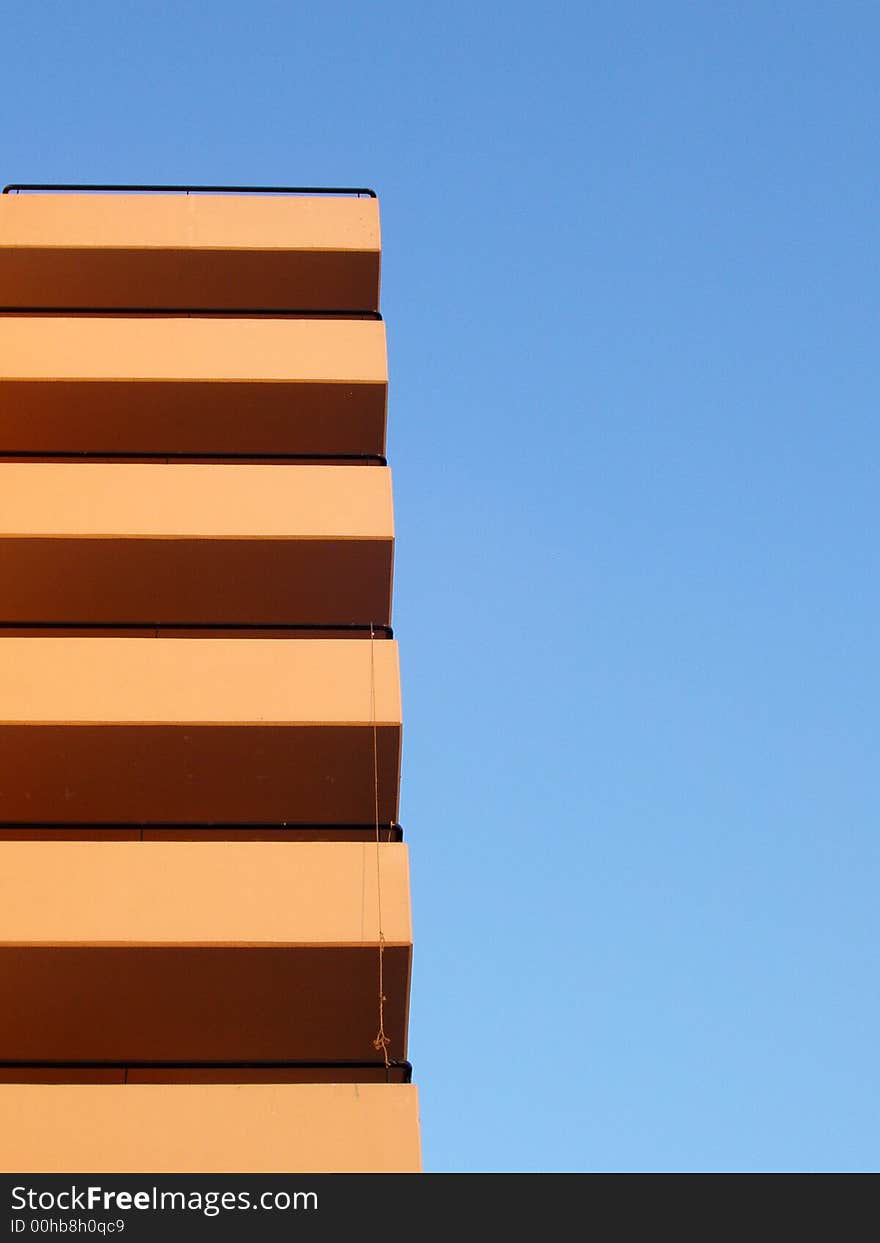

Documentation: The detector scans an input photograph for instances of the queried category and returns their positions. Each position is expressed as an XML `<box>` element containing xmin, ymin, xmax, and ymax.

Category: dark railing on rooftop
<box><xmin>3</xmin><ymin>183</ymin><xmax>377</xmax><ymax>197</ymax></box>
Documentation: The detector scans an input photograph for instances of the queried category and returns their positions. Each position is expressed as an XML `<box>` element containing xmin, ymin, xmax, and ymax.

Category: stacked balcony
<box><xmin>0</xmin><ymin>186</ymin><xmax>419</xmax><ymax>1173</ymax></box>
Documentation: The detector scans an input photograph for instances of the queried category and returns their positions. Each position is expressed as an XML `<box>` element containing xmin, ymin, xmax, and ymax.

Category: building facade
<box><xmin>0</xmin><ymin>185</ymin><xmax>419</xmax><ymax>1171</ymax></box>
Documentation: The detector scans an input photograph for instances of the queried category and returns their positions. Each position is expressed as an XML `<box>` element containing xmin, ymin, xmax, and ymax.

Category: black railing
<box><xmin>0</xmin><ymin>452</ymin><xmax>387</xmax><ymax>464</ymax></box>
<box><xmin>3</xmin><ymin>183</ymin><xmax>376</xmax><ymax>198</ymax></box>
<box><xmin>0</xmin><ymin>822</ymin><xmax>404</xmax><ymax>840</ymax></box>
<box><xmin>0</xmin><ymin>1060</ymin><xmax>411</xmax><ymax>1082</ymax></box>
<box><xmin>0</xmin><ymin>622</ymin><xmax>393</xmax><ymax>636</ymax></box>
<box><xmin>0</xmin><ymin>307</ymin><xmax>382</xmax><ymax>319</ymax></box>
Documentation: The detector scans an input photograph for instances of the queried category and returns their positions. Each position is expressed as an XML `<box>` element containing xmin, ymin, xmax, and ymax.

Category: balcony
<box><xmin>0</xmin><ymin>1083</ymin><xmax>420</xmax><ymax>1172</ymax></box>
<box><xmin>0</xmin><ymin>841</ymin><xmax>410</xmax><ymax>1064</ymax></box>
<box><xmin>0</xmin><ymin>192</ymin><xmax>381</xmax><ymax>311</ymax></box>
<box><xmin>0</xmin><ymin>638</ymin><xmax>401</xmax><ymax>824</ymax></box>
<box><xmin>0</xmin><ymin>316</ymin><xmax>387</xmax><ymax>457</ymax></box>
<box><xmin>0</xmin><ymin>463</ymin><xmax>393</xmax><ymax>627</ymax></box>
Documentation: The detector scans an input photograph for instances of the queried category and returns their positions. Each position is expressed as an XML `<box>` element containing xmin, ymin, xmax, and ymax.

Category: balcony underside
<box><xmin>0</xmin><ymin>538</ymin><xmax>392</xmax><ymax>626</ymax></box>
<box><xmin>0</xmin><ymin>724</ymin><xmax>400</xmax><ymax>824</ymax></box>
<box><xmin>0</xmin><ymin>945</ymin><xmax>410</xmax><ymax>1062</ymax></box>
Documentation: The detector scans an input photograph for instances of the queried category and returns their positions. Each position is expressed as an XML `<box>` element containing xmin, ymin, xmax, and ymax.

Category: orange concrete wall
<box><xmin>0</xmin><ymin>193</ymin><xmax>381</xmax><ymax>310</ymax></box>
<box><xmin>0</xmin><ymin>316</ymin><xmax>387</xmax><ymax>455</ymax></box>
<box><xmin>0</xmin><ymin>316</ymin><xmax>386</xmax><ymax>382</ymax></box>
<box><xmin>0</xmin><ymin>463</ymin><xmax>394</xmax><ymax>623</ymax></box>
<box><xmin>0</xmin><ymin>638</ymin><xmax>401</xmax><ymax>822</ymax></box>
<box><xmin>0</xmin><ymin>1084</ymin><xmax>421</xmax><ymax>1172</ymax></box>
<box><xmin>0</xmin><ymin>841</ymin><xmax>410</xmax><ymax>943</ymax></box>
<box><xmin>0</xmin><ymin>842</ymin><xmax>410</xmax><ymax>1063</ymax></box>
<box><xmin>0</xmin><ymin>462</ymin><xmax>393</xmax><ymax>537</ymax></box>
<box><xmin>0</xmin><ymin>637</ymin><xmax>399</xmax><ymax>721</ymax></box>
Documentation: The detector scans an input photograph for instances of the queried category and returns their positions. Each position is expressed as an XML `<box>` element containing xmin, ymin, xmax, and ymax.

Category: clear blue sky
<box><xmin>3</xmin><ymin>2</ymin><xmax>878</xmax><ymax>1173</ymax></box>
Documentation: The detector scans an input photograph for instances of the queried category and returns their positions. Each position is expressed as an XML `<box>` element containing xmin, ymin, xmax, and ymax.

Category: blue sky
<box><xmin>3</xmin><ymin>2</ymin><xmax>878</xmax><ymax>1172</ymax></box>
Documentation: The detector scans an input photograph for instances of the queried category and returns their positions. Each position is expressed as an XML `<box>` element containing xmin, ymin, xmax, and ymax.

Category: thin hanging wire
<box><xmin>370</xmin><ymin>623</ymin><xmax>391</xmax><ymax>1068</ymax></box>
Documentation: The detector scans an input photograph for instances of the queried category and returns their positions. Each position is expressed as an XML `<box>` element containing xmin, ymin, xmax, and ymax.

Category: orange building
<box><xmin>0</xmin><ymin>184</ymin><xmax>420</xmax><ymax>1172</ymax></box>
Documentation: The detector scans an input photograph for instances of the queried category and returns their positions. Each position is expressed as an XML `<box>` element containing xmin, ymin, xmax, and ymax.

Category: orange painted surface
<box><xmin>0</xmin><ymin>637</ymin><xmax>399</xmax><ymax>722</ymax></box>
<box><xmin>0</xmin><ymin>842</ymin><xmax>410</xmax><ymax>1063</ymax></box>
<box><xmin>0</xmin><ymin>463</ymin><xmax>394</xmax><ymax>623</ymax></box>
<box><xmin>0</xmin><ymin>193</ymin><xmax>381</xmax><ymax>310</ymax></box>
<box><xmin>0</xmin><ymin>841</ymin><xmax>410</xmax><ymax>943</ymax></box>
<box><xmin>0</xmin><ymin>316</ymin><xmax>385</xmax><ymax>381</ymax></box>
<box><xmin>0</xmin><ymin>317</ymin><xmax>387</xmax><ymax>455</ymax></box>
<box><xmin>0</xmin><ymin>638</ymin><xmax>401</xmax><ymax>823</ymax></box>
<box><xmin>0</xmin><ymin>462</ymin><xmax>393</xmax><ymax>536</ymax></box>
<box><xmin>0</xmin><ymin>1084</ymin><xmax>421</xmax><ymax>1172</ymax></box>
